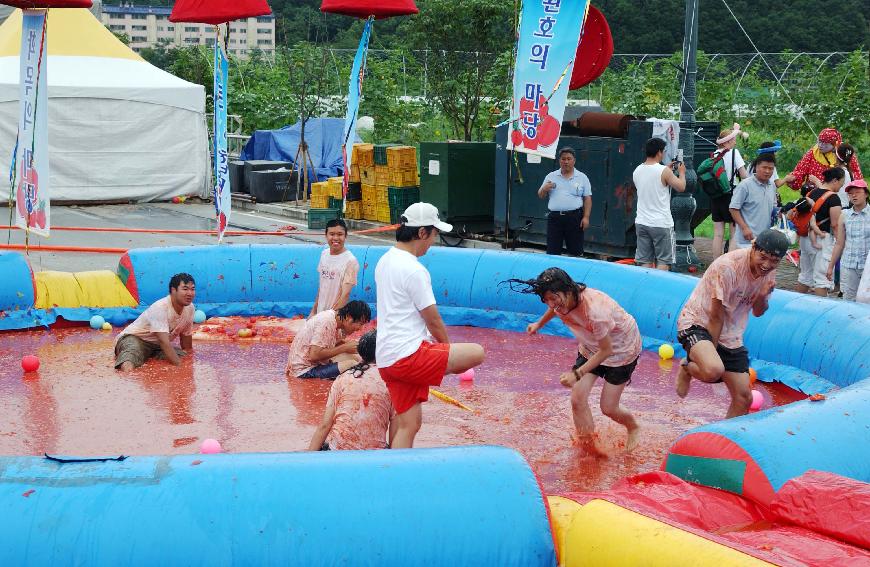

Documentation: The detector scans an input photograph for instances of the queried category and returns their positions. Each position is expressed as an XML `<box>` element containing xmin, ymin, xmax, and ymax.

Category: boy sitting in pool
<box><xmin>308</xmin><ymin>330</ymin><xmax>396</xmax><ymax>450</ymax></box>
<box><xmin>114</xmin><ymin>273</ymin><xmax>196</xmax><ymax>372</ymax></box>
<box><xmin>507</xmin><ymin>267</ymin><xmax>641</xmax><ymax>456</ymax></box>
<box><xmin>286</xmin><ymin>300</ymin><xmax>371</xmax><ymax>379</ymax></box>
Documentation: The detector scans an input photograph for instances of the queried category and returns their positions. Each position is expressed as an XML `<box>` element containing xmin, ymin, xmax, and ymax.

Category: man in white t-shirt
<box><xmin>310</xmin><ymin>219</ymin><xmax>360</xmax><ymax>317</ymax></box>
<box><xmin>375</xmin><ymin>202</ymin><xmax>485</xmax><ymax>448</ymax></box>
<box><xmin>632</xmin><ymin>137</ymin><xmax>687</xmax><ymax>270</ymax></box>
<box><xmin>114</xmin><ymin>273</ymin><xmax>196</xmax><ymax>372</ymax></box>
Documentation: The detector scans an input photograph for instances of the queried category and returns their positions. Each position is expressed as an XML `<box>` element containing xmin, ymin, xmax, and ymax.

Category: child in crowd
<box><xmin>506</xmin><ymin>267</ymin><xmax>641</xmax><ymax>456</ymax></box>
<box><xmin>308</xmin><ymin>330</ymin><xmax>396</xmax><ymax>451</ymax></box>
<box><xmin>286</xmin><ymin>300</ymin><xmax>371</xmax><ymax>379</ymax></box>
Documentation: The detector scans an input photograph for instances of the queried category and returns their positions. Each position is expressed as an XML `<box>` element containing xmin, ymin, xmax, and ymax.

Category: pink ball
<box><xmin>200</xmin><ymin>438</ymin><xmax>222</xmax><ymax>454</ymax></box>
<box><xmin>750</xmin><ymin>389</ymin><xmax>764</xmax><ymax>411</ymax></box>
<box><xmin>458</xmin><ymin>368</ymin><xmax>475</xmax><ymax>382</ymax></box>
<box><xmin>21</xmin><ymin>355</ymin><xmax>40</xmax><ymax>373</ymax></box>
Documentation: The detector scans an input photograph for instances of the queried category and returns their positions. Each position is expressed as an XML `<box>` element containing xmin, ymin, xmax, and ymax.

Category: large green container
<box><xmin>419</xmin><ymin>142</ymin><xmax>496</xmax><ymax>233</ymax></box>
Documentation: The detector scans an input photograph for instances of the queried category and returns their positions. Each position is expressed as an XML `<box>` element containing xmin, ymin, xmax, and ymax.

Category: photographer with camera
<box><xmin>631</xmin><ymin>137</ymin><xmax>686</xmax><ymax>270</ymax></box>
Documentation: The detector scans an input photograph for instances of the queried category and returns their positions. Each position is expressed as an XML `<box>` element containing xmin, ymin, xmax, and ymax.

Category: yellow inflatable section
<box><xmin>35</xmin><ymin>270</ymin><xmax>137</xmax><ymax>309</ymax></box>
<box><xmin>547</xmin><ymin>497</ymin><xmax>774</xmax><ymax>567</ymax></box>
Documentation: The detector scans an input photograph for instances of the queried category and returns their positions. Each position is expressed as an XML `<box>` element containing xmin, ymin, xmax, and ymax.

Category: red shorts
<box><xmin>379</xmin><ymin>341</ymin><xmax>450</xmax><ymax>414</ymax></box>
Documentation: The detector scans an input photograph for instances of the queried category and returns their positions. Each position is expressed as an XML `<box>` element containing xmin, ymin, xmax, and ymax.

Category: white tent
<box><xmin>0</xmin><ymin>8</ymin><xmax>208</xmax><ymax>202</ymax></box>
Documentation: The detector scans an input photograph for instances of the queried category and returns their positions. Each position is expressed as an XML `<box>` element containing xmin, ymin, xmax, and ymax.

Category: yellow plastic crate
<box><xmin>310</xmin><ymin>181</ymin><xmax>328</xmax><ymax>197</ymax></box>
<box><xmin>376</xmin><ymin>186</ymin><xmax>389</xmax><ymax>204</ymax></box>
<box><xmin>389</xmin><ymin>169</ymin><xmax>418</xmax><ymax>187</ymax></box>
<box><xmin>360</xmin><ymin>166</ymin><xmax>376</xmax><ymax>185</ymax></box>
<box><xmin>386</xmin><ymin>146</ymin><xmax>417</xmax><ymax>170</ymax></box>
<box><xmin>361</xmin><ymin>183</ymin><xmax>376</xmax><ymax>204</ymax></box>
<box><xmin>363</xmin><ymin>203</ymin><xmax>378</xmax><ymax>221</ymax></box>
<box><xmin>310</xmin><ymin>194</ymin><xmax>329</xmax><ymax>209</ymax></box>
<box><xmin>354</xmin><ymin>143</ymin><xmax>374</xmax><ymax>167</ymax></box>
<box><xmin>344</xmin><ymin>200</ymin><xmax>362</xmax><ymax>219</ymax></box>
<box><xmin>375</xmin><ymin>165</ymin><xmax>390</xmax><ymax>186</ymax></box>
<box><xmin>326</xmin><ymin>177</ymin><xmax>343</xmax><ymax>199</ymax></box>
<box><xmin>349</xmin><ymin>164</ymin><xmax>360</xmax><ymax>183</ymax></box>
<box><xmin>376</xmin><ymin>202</ymin><xmax>391</xmax><ymax>223</ymax></box>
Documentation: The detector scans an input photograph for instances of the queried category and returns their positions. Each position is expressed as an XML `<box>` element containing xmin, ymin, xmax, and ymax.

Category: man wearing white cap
<box><xmin>375</xmin><ymin>202</ymin><xmax>485</xmax><ymax>448</ymax></box>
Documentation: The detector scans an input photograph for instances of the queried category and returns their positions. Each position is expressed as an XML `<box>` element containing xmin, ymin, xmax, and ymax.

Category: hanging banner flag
<box><xmin>341</xmin><ymin>16</ymin><xmax>372</xmax><ymax>205</ymax></box>
<box><xmin>507</xmin><ymin>0</ymin><xmax>590</xmax><ymax>159</ymax></box>
<box><xmin>213</xmin><ymin>29</ymin><xmax>231</xmax><ymax>241</ymax></box>
<box><xmin>14</xmin><ymin>9</ymin><xmax>50</xmax><ymax>237</ymax></box>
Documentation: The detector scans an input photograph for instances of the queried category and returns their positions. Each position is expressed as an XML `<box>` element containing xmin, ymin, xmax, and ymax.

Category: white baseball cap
<box><xmin>401</xmin><ymin>202</ymin><xmax>453</xmax><ymax>232</ymax></box>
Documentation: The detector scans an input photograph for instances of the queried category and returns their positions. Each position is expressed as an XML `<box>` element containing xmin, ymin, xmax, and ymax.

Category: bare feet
<box><xmin>676</xmin><ymin>361</ymin><xmax>692</xmax><ymax>398</ymax></box>
<box><xmin>625</xmin><ymin>425</ymin><xmax>641</xmax><ymax>453</ymax></box>
<box><xmin>575</xmin><ymin>433</ymin><xmax>608</xmax><ymax>458</ymax></box>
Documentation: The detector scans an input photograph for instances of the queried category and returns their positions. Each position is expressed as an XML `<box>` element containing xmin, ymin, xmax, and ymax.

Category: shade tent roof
<box><xmin>0</xmin><ymin>9</ymin><xmax>204</xmax><ymax>112</ymax></box>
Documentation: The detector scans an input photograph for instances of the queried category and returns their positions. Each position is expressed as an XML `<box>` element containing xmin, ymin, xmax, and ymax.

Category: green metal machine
<box><xmin>494</xmin><ymin>115</ymin><xmax>719</xmax><ymax>258</ymax></box>
<box><xmin>419</xmin><ymin>142</ymin><xmax>496</xmax><ymax>233</ymax></box>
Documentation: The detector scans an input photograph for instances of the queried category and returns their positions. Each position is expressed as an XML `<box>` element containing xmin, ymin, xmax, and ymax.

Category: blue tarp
<box><xmin>239</xmin><ymin>117</ymin><xmax>362</xmax><ymax>182</ymax></box>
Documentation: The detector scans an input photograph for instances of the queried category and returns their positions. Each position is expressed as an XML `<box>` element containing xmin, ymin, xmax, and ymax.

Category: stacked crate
<box><xmin>345</xmin><ymin>181</ymin><xmax>363</xmax><ymax>219</ymax></box>
<box><xmin>309</xmin><ymin>181</ymin><xmax>329</xmax><ymax>209</ymax></box>
<box><xmin>385</xmin><ymin>146</ymin><xmax>420</xmax><ymax>223</ymax></box>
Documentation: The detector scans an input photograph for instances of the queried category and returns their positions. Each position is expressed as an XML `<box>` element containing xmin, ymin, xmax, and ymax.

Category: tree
<box><xmin>403</xmin><ymin>0</ymin><xmax>513</xmax><ymax>141</ymax></box>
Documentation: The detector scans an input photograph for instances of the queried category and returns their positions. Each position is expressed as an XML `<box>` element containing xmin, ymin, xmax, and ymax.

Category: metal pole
<box><xmin>671</xmin><ymin>0</ymin><xmax>701</xmax><ymax>272</ymax></box>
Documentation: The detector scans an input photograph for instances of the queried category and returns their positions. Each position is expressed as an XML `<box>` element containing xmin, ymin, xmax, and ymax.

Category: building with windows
<box><xmin>100</xmin><ymin>5</ymin><xmax>275</xmax><ymax>58</ymax></box>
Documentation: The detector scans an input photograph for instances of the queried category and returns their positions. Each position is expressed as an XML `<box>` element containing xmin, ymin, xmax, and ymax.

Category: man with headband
<box><xmin>676</xmin><ymin>229</ymin><xmax>789</xmax><ymax>418</ymax></box>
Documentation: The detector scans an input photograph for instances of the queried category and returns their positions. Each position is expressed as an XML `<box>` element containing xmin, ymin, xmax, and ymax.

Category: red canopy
<box><xmin>320</xmin><ymin>0</ymin><xmax>418</xmax><ymax>19</ymax></box>
<box><xmin>569</xmin><ymin>5</ymin><xmax>613</xmax><ymax>90</ymax></box>
<box><xmin>170</xmin><ymin>0</ymin><xmax>272</xmax><ymax>25</ymax></box>
<box><xmin>2</xmin><ymin>1</ymin><xmax>92</xmax><ymax>7</ymax></box>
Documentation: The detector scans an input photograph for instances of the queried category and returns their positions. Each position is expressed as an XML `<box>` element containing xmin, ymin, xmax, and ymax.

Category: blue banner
<box><xmin>213</xmin><ymin>34</ymin><xmax>231</xmax><ymax>241</ymax></box>
<box><xmin>341</xmin><ymin>17</ymin><xmax>373</xmax><ymax>204</ymax></box>
<box><xmin>508</xmin><ymin>0</ymin><xmax>589</xmax><ymax>159</ymax></box>
<box><xmin>14</xmin><ymin>10</ymin><xmax>50</xmax><ymax>237</ymax></box>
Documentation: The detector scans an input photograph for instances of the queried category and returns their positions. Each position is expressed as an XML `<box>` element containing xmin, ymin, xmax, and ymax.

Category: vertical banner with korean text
<box><xmin>341</xmin><ymin>17</ymin><xmax>373</xmax><ymax>205</ymax></box>
<box><xmin>508</xmin><ymin>0</ymin><xmax>589</xmax><ymax>158</ymax></box>
<box><xmin>213</xmin><ymin>30</ymin><xmax>231</xmax><ymax>241</ymax></box>
<box><xmin>14</xmin><ymin>10</ymin><xmax>50</xmax><ymax>236</ymax></box>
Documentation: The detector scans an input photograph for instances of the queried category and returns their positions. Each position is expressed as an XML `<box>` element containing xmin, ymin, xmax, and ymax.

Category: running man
<box><xmin>676</xmin><ymin>229</ymin><xmax>789</xmax><ymax>417</ymax></box>
<box><xmin>507</xmin><ymin>267</ymin><xmax>641</xmax><ymax>456</ymax></box>
<box><xmin>286</xmin><ymin>300</ymin><xmax>371</xmax><ymax>379</ymax></box>
<box><xmin>114</xmin><ymin>273</ymin><xmax>196</xmax><ymax>372</ymax></box>
<box><xmin>309</xmin><ymin>218</ymin><xmax>359</xmax><ymax>318</ymax></box>
<box><xmin>375</xmin><ymin>202</ymin><xmax>485</xmax><ymax>449</ymax></box>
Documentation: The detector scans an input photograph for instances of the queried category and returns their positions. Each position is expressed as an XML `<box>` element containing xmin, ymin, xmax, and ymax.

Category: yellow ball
<box><xmin>658</xmin><ymin>343</ymin><xmax>675</xmax><ymax>360</ymax></box>
<box><xmin>101</xmin><ymin>322</ymin><xmax>112</xmax><ymax>331</ymax></box>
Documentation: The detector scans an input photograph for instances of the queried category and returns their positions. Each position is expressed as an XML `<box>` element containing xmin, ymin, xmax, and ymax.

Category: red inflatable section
<box><xmin>170</xmin><ymin>0</ymin><xmax>272</xmax><ymax>25</ymax></box>
<box><xmin>320</xmin><ymin>0</ymin><xmax>418</xmax><ymax>19</ymax></box>
<box><xmin>3</xmin><ymin>1</ymin><xmax>91</xmax><ymax>6</ymax></box>
<box><xmin>665</xmin><ymin>431</ymin><xmax>776</xmax><ymax>506</ymax></box>
<box><xmin>770</xmin><ymin>471</ymin><xmax>870</xmax><ymax>550</ymax></box>
<box><xmin>569</xmin><ymin>5</ymin><xmax>613</xmax><ymax>90</ymax></box>
<box><xmin>563</xmin><ymin>471</ymin><xmax>870</xmax><ymax>565</ymax></box>
<box><xmin>117</xmin><ymin>252</ymin><xmax>139</xmax><ymax>304</ymax></box>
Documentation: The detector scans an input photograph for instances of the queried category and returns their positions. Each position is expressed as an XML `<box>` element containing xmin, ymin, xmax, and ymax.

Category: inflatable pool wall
<box><xmin>0</xmin><ymin>447</ymin><xmax>557</xmax><ymax>566</ymax></box>
<box><xmin>3</xmin><ymin>244</ymin><xmax>869</xmax><ymax>394</ymax></box>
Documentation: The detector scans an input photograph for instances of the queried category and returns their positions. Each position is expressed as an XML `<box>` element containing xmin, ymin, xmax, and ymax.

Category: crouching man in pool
<box><xmin>114</xmin><ymin>273</ymin><xmax>196</xmax><ymax>372</ymax></box>
<box><xmin>286</xmin><ymin>300</ymin><xmax>371</xmax><ymax>379</ymax></box>
<box><xmin>676</xmin><ymin>229</ymin><xmax>789</xmax><ymax>417</ymax></box>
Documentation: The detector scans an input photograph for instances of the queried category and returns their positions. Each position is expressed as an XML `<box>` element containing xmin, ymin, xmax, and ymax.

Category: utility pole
<box><xmin>671</xmin><ymin>0</ymin><xmax>701</xmax><ymax>272</ymax></box>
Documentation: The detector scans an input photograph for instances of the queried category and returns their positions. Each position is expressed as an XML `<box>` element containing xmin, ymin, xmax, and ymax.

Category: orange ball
<box><xmin>748</xmin><ymin>367</ymin><xmax>757</xmax><ymax>386</ymax></box>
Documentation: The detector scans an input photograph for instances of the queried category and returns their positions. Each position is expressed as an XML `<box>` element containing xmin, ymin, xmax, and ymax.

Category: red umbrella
<box><xmin>1</xmin><ymin>1</ymin><xmax>91</xmax><ymax>7</ymax></box>
<box><xmin>320</xmin><ymin>0</ymin><xmax>418</xmax><ymax>19</ymax></box>
<box><xmin>170</xmin><ymin>0</ymin><xmax>272</xmax><ymax>25</ymax></box>
<box><xmin>569</xmin><ymin>5</ymin><xmax>613</xmax><ymax>90</ymax></box>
